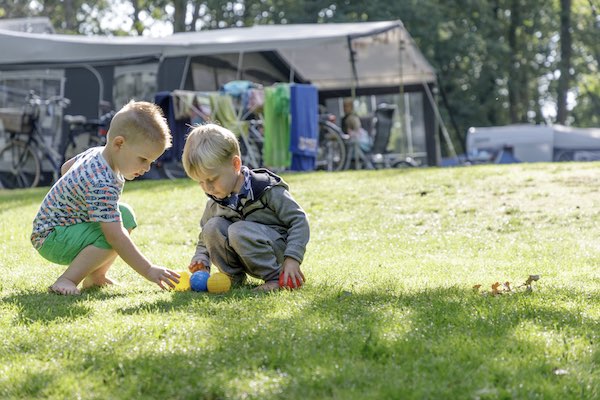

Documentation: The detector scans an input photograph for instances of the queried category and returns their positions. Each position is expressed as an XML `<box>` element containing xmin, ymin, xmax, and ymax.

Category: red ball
<box><xmin>278</xmin><ymin>274</ymin><xmax>303</xmax><ymax>289</ymax></box>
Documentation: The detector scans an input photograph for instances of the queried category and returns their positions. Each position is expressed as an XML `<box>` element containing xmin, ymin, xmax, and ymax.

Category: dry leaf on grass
<box><xmin>473</xmin><ymin>275</ymin><xmax>541</xmax><ymax>296</ymax></box>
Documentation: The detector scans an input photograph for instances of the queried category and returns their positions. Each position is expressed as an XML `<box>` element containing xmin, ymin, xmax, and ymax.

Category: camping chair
<box><xmin>360</xmin><ymin>115</ymin><xmax>374</xmax><ymax>138</ymax></box>
<box><xmin>369</xmin><ymin>104</ymin><xmax>395</xmax><ymax>166</ymax></box>
<box><xmin>369</xmin><ymin>104</ymin><xmax>419</xmax><ymax>168</ymax></box>
<box><xmin>343</xmin><ymin>104</ymin><xmax>417</xmax><ymax>170</ymax></box>
<box><xmin>342</xmin><ymin>105</ymin><xmax>396</xmax><ymax>170</ymax></box>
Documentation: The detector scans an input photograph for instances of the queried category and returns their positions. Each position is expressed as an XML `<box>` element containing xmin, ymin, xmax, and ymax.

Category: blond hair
<box><xmin>182</xmin><ymin>123</ymin><xmax>240</xmax><ymax>181</ymax></box>
<box><xmin>107</xmin><ymin>101</ymin><xmax>172</xmax><ymax>149</ymax></box>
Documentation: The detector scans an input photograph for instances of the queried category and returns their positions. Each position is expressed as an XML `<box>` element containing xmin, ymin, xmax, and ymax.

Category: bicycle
<box><xmin>238</xmin><ymin>119</ymin><xmax>264</xmax><ymax>170</ymax></box>
<box><xmin>63</xmin><ymin>110</ymin><xmax>113</xmax><ymax>161</ymax></box>
<box><xmin>0</xmin><ymin>92</ymin><xmax>80</xmax><ymax>189</ymax></box>
<box><xmin>316</xmin><ymin>112</ymin><xmax>347</xmax><ymax>172</ymax></box>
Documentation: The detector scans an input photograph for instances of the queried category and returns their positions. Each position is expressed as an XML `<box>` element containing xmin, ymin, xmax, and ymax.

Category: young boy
<box><xmin>31</xmin><ymin>101</ymin><xmax>180</xmax><ymax>295</ymax></box>
<box><xmin>182</xmin><ymin>124</ymin><xmax>309</xmax><ymax>291</ymax></box>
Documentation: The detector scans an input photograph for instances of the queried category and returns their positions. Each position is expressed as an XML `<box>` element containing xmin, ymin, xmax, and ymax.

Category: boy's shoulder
<box><xmin>248</xmin><ymin>168</ymin><xmax>289</xmax><ymax>195</ymax></box>
<box><xmin>68</xmin><ymin>147</ymin><xmax>122</xmax><ymax>188</ymax></box>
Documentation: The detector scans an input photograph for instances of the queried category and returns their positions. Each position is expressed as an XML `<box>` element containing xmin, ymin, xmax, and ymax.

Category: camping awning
<box><xmin>0</xmin><ymin>20</ymin><xmax>436</xmax><ymax>91</ymax></box>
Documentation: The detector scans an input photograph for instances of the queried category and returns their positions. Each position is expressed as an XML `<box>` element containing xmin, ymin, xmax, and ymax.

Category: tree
<box><xmin>556</xmin><ymin>0</ymin><xmax>572</xmax><ymax>124</ymax></box>
<box><xmin>1</xmin><ymin>0</ymin><xmax>597</xmax><ymax>132</ymax></box>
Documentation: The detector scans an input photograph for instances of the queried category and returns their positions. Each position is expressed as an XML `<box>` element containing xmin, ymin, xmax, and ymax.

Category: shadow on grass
<box><xmin>1</xmin><ymin>288</ymin><xmax>132</xmax><ymax>324</ymax></box>
<box><xmin>3</xmin><ymin>285</ymin><xmax>598</xmax><ymax>399</ymax></box>
<box><xmin>116</xmin><ymin>286</ymin><xmax>259</xmax><ymax>315</ymax></box>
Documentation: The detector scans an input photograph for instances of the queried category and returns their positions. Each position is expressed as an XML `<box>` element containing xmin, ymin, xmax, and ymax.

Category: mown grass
<box><xmin>0</xmin><ymin>163</ymin><xmax>598</xmax><ymax>399</ymax></box>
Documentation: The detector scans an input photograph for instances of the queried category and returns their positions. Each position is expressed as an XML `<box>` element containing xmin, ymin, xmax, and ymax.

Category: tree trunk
<box><xmin>63</xmin><ymin>0</ymin><xmax>75</xmax><ymax>32</ymax></box>
<box><xmin>507</xmin><ymin>0</ymin><xmax>520</xmax><ymax>123</ymax></box>
<box><xmin>190</xmin><ymin>0</ymin><xmax>201</xmax><ymax>31</ymax></box>
<box><xmin>131</xmin><ymin>0</ymin><xmax>144</xmax><ymax>35</ymax></box>
<box><xmin>173</xmin><ymin>0</ymin><xmax>188</xmax><ymax>33</ymax></box>
<box><xmin>556</xmin><ymin>0</ymin><xmax>572</xmax><ymax>124</ymax></box>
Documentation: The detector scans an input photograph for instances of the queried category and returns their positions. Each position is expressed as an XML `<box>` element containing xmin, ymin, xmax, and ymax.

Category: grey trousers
<box><xmin>202</xmin><ymin>217</ymin><xmax>286</xmax><ymax>284</ymax></box>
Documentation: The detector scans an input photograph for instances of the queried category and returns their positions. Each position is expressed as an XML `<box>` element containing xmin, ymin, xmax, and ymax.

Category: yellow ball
<box><xmin>171</xmin><ymin>271</ymin><xmax>191</xmax><ymax>291</ymax></box>
<box><xmin>207</xmin><ymin>272</ymin><xmax>231</xmax><ymax>293</ymax></box>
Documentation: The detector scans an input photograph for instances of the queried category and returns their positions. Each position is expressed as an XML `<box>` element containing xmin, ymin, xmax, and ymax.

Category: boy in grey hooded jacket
<box><xmin>182</xmin><ymin>124</ymin><xmax>309</xmax><ymax>291</ymax></box>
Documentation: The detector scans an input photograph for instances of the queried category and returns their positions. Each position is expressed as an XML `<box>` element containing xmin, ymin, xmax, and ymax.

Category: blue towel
<box><xmin>289</xmin><ymin>84</ymin><xmax>318</xmax><ymax>171</ymax></box>
<box><xmin>155</xmin><ymin>91</ymin><xmax>190</xmax><ymax>163</ymax></box>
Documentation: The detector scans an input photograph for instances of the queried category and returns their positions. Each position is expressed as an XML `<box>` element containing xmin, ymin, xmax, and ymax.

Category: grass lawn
<box><xmin>0</xmin><ymin>163</ymin><xmax>599</xmax><ymax>399</ymax></box>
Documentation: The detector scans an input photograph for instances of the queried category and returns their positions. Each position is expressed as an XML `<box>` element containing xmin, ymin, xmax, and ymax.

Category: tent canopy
<box><xmin>0</xmin><ymin>20</ymin><xmax>436</xmax><ymax>92</ymax></box>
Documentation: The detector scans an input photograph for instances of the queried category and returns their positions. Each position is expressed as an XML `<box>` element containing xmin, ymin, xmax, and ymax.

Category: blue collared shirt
<box><xmin>210</xmin><ymin>166</ymin><xmax>253</xmax><ymax>211</ymax></box>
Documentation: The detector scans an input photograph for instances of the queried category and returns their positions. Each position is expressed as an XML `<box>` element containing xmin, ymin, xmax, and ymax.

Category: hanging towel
<box><xmin>172</xmin><ymin>90</ymin><xmax>197</xmax><ymax>120</ymax></box>
<box><xmin>154</xmin><ymin>91</ymin><xmax>190</xmax><ymax>163</ymax></box>
<box><xmin>289</xmin><ymin>84</ymin><xmax>318</xmax><ymax>171</ymax></box>
<box><xmin>263</xmin><ymin>84</ymin><xmax>291</xmax><ymax>169</ymax></box>
<box><xmin>208</xmin><ymin>92</ymin><xmax>248</xmax><ymax>140</ymax></box>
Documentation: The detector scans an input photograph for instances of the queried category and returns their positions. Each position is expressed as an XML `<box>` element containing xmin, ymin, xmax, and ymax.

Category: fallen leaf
<box><xmin>491</xmin><ymin>282</ymin><xmax>502</xmax><ymax>295</ymax></box>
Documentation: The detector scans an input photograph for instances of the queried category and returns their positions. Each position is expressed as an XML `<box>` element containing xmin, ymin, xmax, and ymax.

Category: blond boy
<box><xmin>182</xmin><ymin>124</ymin><xmax>309</xmax><ymax>291</ymax></box>
<box><xmin>31</xmin><ymin>101</ymin><xmax>180</xmax><ymax>295</ymax></box>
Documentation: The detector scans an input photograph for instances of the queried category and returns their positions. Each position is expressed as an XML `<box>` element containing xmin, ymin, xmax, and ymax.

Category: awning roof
<box><xmin>0</xmin><ymin>20</ymin><xmax>436</xmax><ymax>90</ymax></box>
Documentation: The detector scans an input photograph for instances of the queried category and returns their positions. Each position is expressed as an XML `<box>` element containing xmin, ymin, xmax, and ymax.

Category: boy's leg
<box><xmin>202</xmin><ymin>218</ymin><xmax>247</xmax><ymax>285</ymax></box>
<box><xmin>81</xmin><ymin>253</ymin><xmax>118</xmax><ymax>289</ymax></box>
<box><xmin>227</xmin><ymin>221</ymin><xmax>285</xmax><ymax>290</ymax></box>
<box><xmin>45</xmin><ymin>203</ymin><xmax>137</xmax><ymax>294</ymax></box>
<box><xmin>81</xmin><ymin>204</ymin><xmax>137</xmax><ymax>289</ymax></box>
<box><xmin>50</xmin><ymin>246</ymin><xmax>117</xmax><ymax>295</ymax></box>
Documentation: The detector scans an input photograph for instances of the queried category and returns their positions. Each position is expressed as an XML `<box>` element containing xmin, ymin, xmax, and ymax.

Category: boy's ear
<box><xmin>110</xmin><ymin>136</ymin><xmax>125</xmax><ymax>148</ymax></box>
<box><xmin>232</xmin><ymin>155</ymin><xmax>241</xmax><ymax>171</ymax></box>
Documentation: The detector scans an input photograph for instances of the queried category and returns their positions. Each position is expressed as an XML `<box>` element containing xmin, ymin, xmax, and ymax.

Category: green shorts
<box><xmin>38</xmin><ymin>203</ymin><xmax>137</xmax><ymax>265</ymax></box>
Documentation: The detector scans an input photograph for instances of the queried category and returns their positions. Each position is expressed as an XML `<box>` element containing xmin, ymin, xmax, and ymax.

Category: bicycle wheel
<box><xmin>316</xmin><ymin>121</ymin><xmax>346</xmax><ymax>172</ymax></box>
<box><xmin>64</xmin><ymin>133</ymin><xmax>104</xmax><ymax>161</ymax></box>
<box><xmin>392</xmin><ymin>157</ymin><xmax>418</xmax><ymax>168</ymax></box>
<box><xmin>240</xmin><ymin>130</ymin><xmax>263</xmax><ymax>169</ymax></box>
<box><xmin>0</xmin><ymin>139</ymin><xmax>41</xmax><ymax>188</ymax></box>
<box><xmin>162</xmin><ymin>160</ymin><xmax>188</xmax><ymax>180</ymax></box>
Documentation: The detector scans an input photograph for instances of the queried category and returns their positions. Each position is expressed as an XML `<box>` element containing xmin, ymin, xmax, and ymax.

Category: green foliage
<box><xmin>1</xmin><ymin>165</ymin><xmax>600</xmax><ymax>399</ymax></box>
<box><xmin>1</xmin><ymin>1</ymin><xmax>598</xmax><ymax>140</ymax></box>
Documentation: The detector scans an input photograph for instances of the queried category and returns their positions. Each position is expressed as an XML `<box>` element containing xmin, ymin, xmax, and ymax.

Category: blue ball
<box><xmin>190</xmin><ymin>271</ymin><xmax>210</xmax><ymax>292</ymax></box>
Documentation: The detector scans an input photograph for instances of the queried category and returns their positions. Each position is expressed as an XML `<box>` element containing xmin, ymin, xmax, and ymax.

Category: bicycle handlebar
<box><xmin>25</xmin><ymin>91</ymin><xmax>71</xmax><ymax>109</ymax></box>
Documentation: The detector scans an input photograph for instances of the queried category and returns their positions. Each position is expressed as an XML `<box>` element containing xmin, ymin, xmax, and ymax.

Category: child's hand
<box><xmin>146</xmin><ymin>266</ymin><xmax>180</xmax><ymax>290</ymax></box>
<box><xmin>280</xmin><ymin>258</ymin><xmax>305</xmax><ymax>289</ymax></box>
<box><xmin>189</xmin><ymin>261</ymin><xmax>209</xmax><ymax>273</ymax></box>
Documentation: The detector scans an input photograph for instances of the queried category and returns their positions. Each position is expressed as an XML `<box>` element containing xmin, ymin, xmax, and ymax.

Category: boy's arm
<box><xmin>100</xmin><ymin>221</ymin><xmax>179</xmax><ymax>289</ymax></box>
<box><xmin>61</xmin><ymin>157</ymin><xmax>77</xmax><ymax>176</ymax></box>
<box><xmin>188</xmin><ymin>203</ymin><xmax>213</xmax><ymax>272</ymax></box>
<box><xmin>268</xmin><ymin>187</ymin><xmax>310</xmax><ymax>264</ymax></box>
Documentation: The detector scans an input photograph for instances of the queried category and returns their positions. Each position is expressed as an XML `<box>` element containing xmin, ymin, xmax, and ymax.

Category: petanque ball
<box><xmin>207</xmin><ymin>272</ymin><xmax>231</xmax><ymax>293</ymax></box>
<box><xmin>190</xmin><ymin>270</ymin><xmax>210</xmax><ymax>292</ymax></box>
<box><xmin>170</xmin><ymin>271</ymin><xmax>191</xmax><ymax>291</ymax></box>
<box><xmin>278</xmin><ymin>274</ymin><xmax>303</xmax><ymax>289</ymax></box>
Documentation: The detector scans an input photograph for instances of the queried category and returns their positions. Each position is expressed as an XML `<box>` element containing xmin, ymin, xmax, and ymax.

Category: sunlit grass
<box><xmin>0</xmin><ymin>163</ymin><xmax>599</xmax><ymax>399</ymax></box>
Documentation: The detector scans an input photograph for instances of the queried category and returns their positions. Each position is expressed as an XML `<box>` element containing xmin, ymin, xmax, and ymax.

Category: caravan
<box><xmin>466</xmin><ymin>124</ymin><xmax>600</xmax><ymax>163</ymax></box>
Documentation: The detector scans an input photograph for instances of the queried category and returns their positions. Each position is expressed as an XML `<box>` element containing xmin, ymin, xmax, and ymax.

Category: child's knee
<box><xmin>228</xmin><ymin>221</ymin><xmax>252</xmax><ymax>244</ymax></box>
<box><xmin>203</xmin><ymin>218</ymin><xmax>230</xmax><ymax>239</ymax></box>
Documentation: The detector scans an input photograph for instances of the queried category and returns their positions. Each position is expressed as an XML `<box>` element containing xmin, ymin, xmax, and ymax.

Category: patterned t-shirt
<box><xmin>30</xmin><ymin>147</ymin><xmax>125</xmax><ymax>249</ymax></box>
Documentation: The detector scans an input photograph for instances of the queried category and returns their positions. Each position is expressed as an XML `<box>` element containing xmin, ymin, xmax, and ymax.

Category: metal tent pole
<box><xmin>422</xmin><ymin>82</ymin><xmax>458</xmax><ymax>162</ymax></box>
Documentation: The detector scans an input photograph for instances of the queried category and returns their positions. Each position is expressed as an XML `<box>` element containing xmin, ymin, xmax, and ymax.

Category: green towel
<box><xmin>208</xmin><ymin>92</ymin><xmax>248</xmax><ymax>139</ymax></box>
<box><xmin>263</xmin><ymin>84</ymin><xmax>291</xmax><ymax>169</ymax></box>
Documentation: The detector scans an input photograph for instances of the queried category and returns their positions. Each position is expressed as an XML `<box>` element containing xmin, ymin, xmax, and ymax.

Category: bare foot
<box><xmin>253</xmin><ymin>281</ymin><xmax>280</xmax><ymax>292</ymax></box>
<box><xmin>82</xmin><ymin>275</ymin><xmax>117</xmax><ymax>289</ymax></box>
<box><xmin>48</xmin><ymin>277</ymin><xmax>81</xmax><ymax>295</ymax></box>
